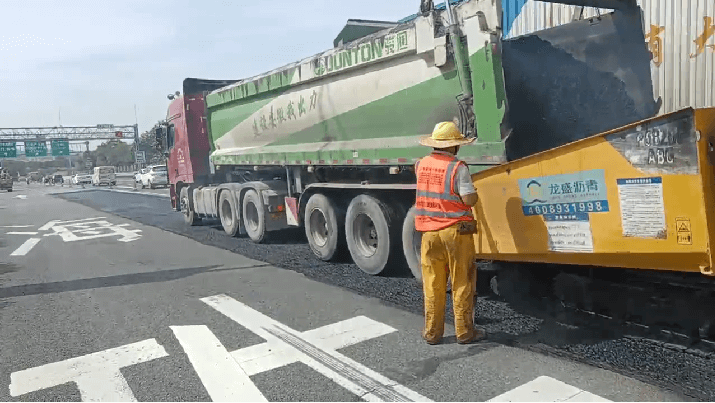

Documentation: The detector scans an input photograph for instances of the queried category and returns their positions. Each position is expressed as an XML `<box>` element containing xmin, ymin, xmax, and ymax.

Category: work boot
<box><xmin>457</xmin><ymin>328</ymin><xmax>486</xmax><ymax>344</ymax></box>
<box><xmin>423</xmin><ymin>335</ymin><xmax>442</xmax><ymax>345</ymax></box>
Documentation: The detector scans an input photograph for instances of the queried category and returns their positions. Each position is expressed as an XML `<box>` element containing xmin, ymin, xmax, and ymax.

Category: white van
<box><xmin>92</xmin><ymin>166</ymin><xmax>116</xmax><ymax>186</ymax></box>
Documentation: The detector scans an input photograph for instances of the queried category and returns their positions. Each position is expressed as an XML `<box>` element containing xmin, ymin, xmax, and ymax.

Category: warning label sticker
<box><xmin>616</xmin><ymin>177</ymin><xmax>667</xmax><ymax>239</ymax></box>
<box><xmin>676</xmin><ymin>218</ymin><xmax>692</xmax><ymax>245</ymax></box>
<box><xmin>543</xmin><ymin>213</ymin><xmax>594</xmax><ymax>253</ymax></box>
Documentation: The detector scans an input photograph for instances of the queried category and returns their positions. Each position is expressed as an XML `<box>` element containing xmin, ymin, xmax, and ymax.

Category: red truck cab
<box><xmin>163</xmin><ymin>79</ymin><xmax>239</xmax><ymax>210</ymax></box>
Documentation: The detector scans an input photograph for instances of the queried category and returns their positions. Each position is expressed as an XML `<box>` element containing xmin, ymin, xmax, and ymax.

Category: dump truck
<box><xmin>157</xmin><ymin>0</ymin><xmax>660</xmax><ymax>278</ymax></box>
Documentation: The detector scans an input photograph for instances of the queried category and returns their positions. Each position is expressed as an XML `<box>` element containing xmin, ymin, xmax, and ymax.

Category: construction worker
<box><xmin>415</xmin><ymin>121</ymin><xmax>484</xmax><ymax>345</ymax></box>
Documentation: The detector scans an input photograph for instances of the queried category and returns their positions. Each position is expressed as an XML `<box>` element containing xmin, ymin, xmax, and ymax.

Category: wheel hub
<box><xmin>309</xmin><ymin>208</ymin><xmax>329</xmax><ymax>247</ymax></box>
<box><xmin>353</xmin><ymin>213</ymin><xmax>378</xmax><ymax>257</ymax></box>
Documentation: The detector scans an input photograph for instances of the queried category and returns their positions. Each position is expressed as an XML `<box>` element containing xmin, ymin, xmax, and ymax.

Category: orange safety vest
<box><xmin>414</xmin><ymin>152</ymin><xmax>474</xmax><ymax>232</ymax></box>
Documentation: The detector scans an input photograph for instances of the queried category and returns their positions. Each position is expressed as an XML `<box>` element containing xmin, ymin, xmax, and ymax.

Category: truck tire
<box><xmin>243</xmin><ymin>189</ymin><xmax>267</xmax><ymax>243</ymax></box>
<box><xmin>219</xmin><ymin>190</ymin><xmax>240</xmax><ymax>236</ymax></box>
<box><xmin>180</xmin><ymin>187</ymin><xmax>200</xmax><ymax>226</ymax></box>
<box><xmin>345</xmin><ymin>195</ymin><xmax>398</xmax><ymax>275</ymax></box>
<box><xmin>401</xmin><ymin>205</ymin><xmax>422</xmax><ymax>282</ymax></box>
<box><xmin>305</xmin><ymin>193</ymin><xmax>345</xmax><ymax>261</ymax></box>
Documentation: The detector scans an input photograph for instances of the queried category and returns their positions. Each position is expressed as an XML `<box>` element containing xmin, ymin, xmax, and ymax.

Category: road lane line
<box><xmin>10</xmin><ymin>238</ymin><xmax>41</xmax><ymax>256</ymax></box>
<box><xmin>171</xmin><ymin>325</ymin><xmax>267</xmax><ymax>402</ymax></box>
<box><xmin>6</xmin><ymin>232</ymin><xmax>39</xmax><ymax>235</ymax></box>
<box><xmin>102</xmin><ymin>188</ymin><xmax>171</xmax><ymax>198</ymax></box>
<box><xmin>9</xmin><ymin>338</ymin><xmax>168</xmax><ymax>401</ymax></box>
<box><xmin>0</xmin><ymin>225</ymin><xmax>34</xmax><ymax>228</ymax></box>
<box><xmin>202</xmin><ymin>294</ymin><xmax>430</xmax><ymax>402</ymax></box>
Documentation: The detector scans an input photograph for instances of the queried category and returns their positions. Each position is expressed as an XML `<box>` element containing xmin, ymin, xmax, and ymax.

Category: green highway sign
<box><xmin>51</xmin><ymin>139</ymin><xmax>70</xmax><ymax>156</ymax></box>
<box><xmin>25</xmin><ymin>141</ymin><xmax>48</xmax><ymax>157</ymax></box>
<box><xmin>0</xmin><ymin>142</ymin><xmax>17</xmax><ymax>158</ymax></box>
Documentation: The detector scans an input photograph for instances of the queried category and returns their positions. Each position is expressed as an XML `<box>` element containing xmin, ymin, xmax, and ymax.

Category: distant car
<box><xmin>72</xmin><ymin>174</ymin><xmax>92</xmax><ymax>185</ymax></box>
<box><xmin>140</xmin><ymin>165</ymin><xmax>168</xmax><ymax>189</ymax></box>
<box><xmin>53</xmin><ymin>174</ymin><xmax>64</xmax><ymax>184</ymax></box>
<box><xmin>92</xmin><ymin>166</ymin><xmax>116</xmax><ymax>186</ymax></box>
<box><xmin>135</xmin><ymin>169</ymin><xmax>147</xmax><ymax>183</ymax></box>
<box><xmin>27</xmin><ymin>172</ymin><xmax>42</xmax><ymax>183</ymax></box>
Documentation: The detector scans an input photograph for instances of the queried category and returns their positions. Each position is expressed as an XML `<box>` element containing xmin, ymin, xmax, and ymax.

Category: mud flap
<box><xmin>285</xmin><ymin>197</ymin><xmax>299</xmax><ymax>226</ymax></box>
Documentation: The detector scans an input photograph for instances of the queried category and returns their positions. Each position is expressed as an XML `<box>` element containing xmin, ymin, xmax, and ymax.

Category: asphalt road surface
<box><xmin>0</xmin><ymin>184</ymin><xmax>703</xmax><ymax>401</ymax></box>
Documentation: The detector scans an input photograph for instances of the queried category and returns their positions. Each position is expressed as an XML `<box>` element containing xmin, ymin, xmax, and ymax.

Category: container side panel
<box><xmin>471</xmin><ymin>109</ymin><xmax>713</xmax><ymax>274</ymax></box>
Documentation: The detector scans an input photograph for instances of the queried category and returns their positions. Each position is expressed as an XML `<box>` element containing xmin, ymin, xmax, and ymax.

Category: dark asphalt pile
<box><xmin>58</xmin><ymin>190</ymin><xmax>715</xmax><ymax>401</ymax></box>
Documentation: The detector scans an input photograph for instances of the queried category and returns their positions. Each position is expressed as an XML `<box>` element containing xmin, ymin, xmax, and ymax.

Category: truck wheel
<box><xmin>219</xmin><ymin>190</ymin><xmax>240</xmax><ymax>237</ymax></box>
<box><xmin>180</xmin><ymin>187</ymin><xmax>200</xmax><ymax>226</ymax></box>
<box><xmin>305</xmin><ymin>193</ymin><xmax>345</xmax><ymax>261</ymax></box>
<box><xmin>401</xmin><ymin>205</ymin><xmax>422</xmax><ymax>282</ymax></box>
<box><xmin>7</xmin><ymin>189</ymin><xmax>12</xmax><ymax>192</ymax></box>
<box><xmin>345</xmin><ymin>195</ymin><xmax>398</xmax><ymax>275</ymax></box>
<box><xmin>243</xmin><ymin>189</ymin><xmax>267</xmax><ymax>243</ymax></box>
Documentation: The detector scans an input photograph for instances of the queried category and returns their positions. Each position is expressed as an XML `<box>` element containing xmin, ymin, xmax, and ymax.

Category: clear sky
<box><xmin>1</xmin><ymin>0</ymin><xmax>417</xmax><ymax>137</ymax></box>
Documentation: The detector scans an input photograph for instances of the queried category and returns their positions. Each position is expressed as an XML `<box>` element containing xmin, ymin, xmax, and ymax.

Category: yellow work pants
<box><xmin>420</xmin><ymin>223</ymin><xmax>477</xmax><ymax>342</ymax></box>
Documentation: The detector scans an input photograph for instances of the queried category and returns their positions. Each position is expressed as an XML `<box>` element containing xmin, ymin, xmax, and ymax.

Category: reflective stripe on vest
<box><xmin>414</xmin><ymin>153</ymin><xmax>474</xmax><ymax>232</ymax></box>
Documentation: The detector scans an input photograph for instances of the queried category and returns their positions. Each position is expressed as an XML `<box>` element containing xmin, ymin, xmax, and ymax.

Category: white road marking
<box><xmin>43</xmin><ymin>219</ymin><xmax>142</xmax><ymax>243</ymax></box>
<box><xmin>9</xmin><ymin>338</ymin><xmax>168</xmax><ymax>401</ymax></box>
<box><xmin>6</xmin><ymin>232</ymin><xmax>39</xmax><ymax>235</ymax></box>
<box><xmin>14</xmin><ymin>195</ymin><xmax>27</xmax><ymax>199</ymax></box>
<box><xmin>487</xmin><ymin>376</ymin><xmax>612</xmax><ymax>402</ymax></box>
<box><xmin>171</xmin><ymin>325</ymin><xmax>267</xmax><ymax>402</ymax></box>
<box><xmin>39</xmin><ymin>217</ymin><xmax>107</xmax><ymax>230</ymax></box>
<box><xmin>9</xmin><ymin>238</ymin><xmax>41</xmax><ymax>256</ymax></box>
<box><xmin>231</xmin><ymin>316</ymin><xmax>397</xmax><ymax>376</ymax></box>
<box><xmin>0</xmin><ymin>225</ymin><xmax>34</xmax><ymax>228</ymax></box>
<box><xmin>100</xmin><ymin>188</ymin><xmax>170</xmax><ymax>198</ymax></box>
<box><xmin>202</xmin><ymin>294</ymin><xmax>429</xmax><ymax>402</ymax></box>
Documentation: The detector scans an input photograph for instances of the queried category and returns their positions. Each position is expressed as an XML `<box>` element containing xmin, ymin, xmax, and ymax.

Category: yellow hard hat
<box><xmin>419</xmin><ymin>121</ymin><xmax>475</xmax><ymax>148</ymax></box>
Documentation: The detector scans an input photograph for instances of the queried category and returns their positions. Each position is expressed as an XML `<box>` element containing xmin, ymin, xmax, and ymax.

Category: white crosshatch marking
<box><xmin>176</xmin><ymin>294</ymin><xmax>432</xmax><ymax>402</ymax></box>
